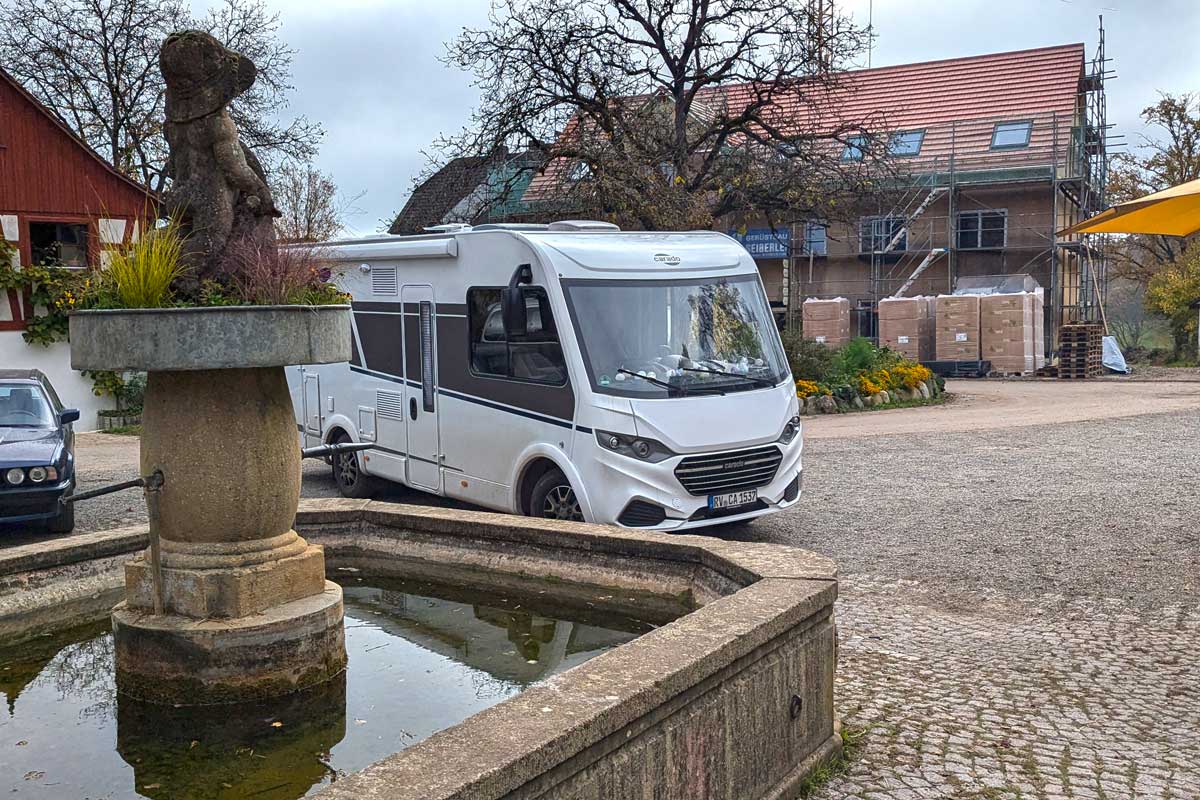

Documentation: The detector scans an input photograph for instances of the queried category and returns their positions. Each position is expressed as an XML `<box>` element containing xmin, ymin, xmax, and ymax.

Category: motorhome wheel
<box><xmin>332</xmin><ymin>432</ymin><xmax>376</xmax><ymax>498</ymax></box>
<box><xmin>531</xmin><ymin>469</ymin><xmax>584</xmax><ymax>522</ymax></box>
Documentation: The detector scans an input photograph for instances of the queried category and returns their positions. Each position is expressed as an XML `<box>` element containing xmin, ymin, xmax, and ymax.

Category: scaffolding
<box><xmin>788</xmin><ymin>21</ymin><xmax>1112</xmax><ymax>358</ymax></box>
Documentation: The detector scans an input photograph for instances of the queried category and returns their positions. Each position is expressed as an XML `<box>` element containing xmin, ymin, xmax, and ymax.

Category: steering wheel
<box><xmin>6</xmin><ymin>410</ymin><xmax>39</xmax><ymax>420</ymax></box>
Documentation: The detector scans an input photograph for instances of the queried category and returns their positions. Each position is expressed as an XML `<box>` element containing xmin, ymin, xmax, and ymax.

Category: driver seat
<box><xmin>8</xmin><ymin>388</ymin><xmax>34</xmax><ymax>414</ymax></box>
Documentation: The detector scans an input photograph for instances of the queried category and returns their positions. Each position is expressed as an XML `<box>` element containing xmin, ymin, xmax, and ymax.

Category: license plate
<box><xmin>708</xmin><ymin>489</ymin><xmax>757</xmax><ymax>510</ymax></box>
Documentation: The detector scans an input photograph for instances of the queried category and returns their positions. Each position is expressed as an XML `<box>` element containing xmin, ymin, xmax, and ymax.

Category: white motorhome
<box><xmin>290</xmin><ymin>221</ymin><xmax>802</xmax><ymax>530</ymax></box>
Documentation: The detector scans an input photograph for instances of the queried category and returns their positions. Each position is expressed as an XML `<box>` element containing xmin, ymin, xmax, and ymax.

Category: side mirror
<box><xmin>59</xmin><ymin>408</ymin><xmax>81</xmax><ymax>426</ymax></box>
<box><xmin>501</xmin><ymin>287</ymin><xmax>527</xmax><ymax>338</ymax></box>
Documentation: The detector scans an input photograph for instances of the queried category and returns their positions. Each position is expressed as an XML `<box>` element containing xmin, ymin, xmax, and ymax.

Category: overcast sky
<box><xmin>217</xmin><ymin>0</ymin><xmax>1200</xmax><ymax>236</ymax></box>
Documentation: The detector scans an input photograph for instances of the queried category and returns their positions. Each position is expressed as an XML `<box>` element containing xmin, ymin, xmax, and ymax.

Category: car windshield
<box><xmin>0</xmin><ymin>383</ymin><xmax>56</xmax><ymax>428</ymax></box>
<box><xmin>563</xmin><ymin>275</ymin><xmax>789</xmax><ymax>397</ymax></box>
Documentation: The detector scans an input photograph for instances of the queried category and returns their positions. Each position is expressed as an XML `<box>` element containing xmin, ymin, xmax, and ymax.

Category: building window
<box><xmin>29</xmin><ymin>222</ymin><xmax>88</xmax><ymax>268</ymax></box>
<box><xmin>957</xmin><ymin>210</ymin><xmax>1008</xmax><ymax>249</ymax></box>
<box><xmin>468</xmin><ymin>287</ymin><xmax>567</xmax><ymax>385</ymax></box>
<box><xmin>841</xmin><ymin>135</ymin><xmax>867</xmax><ymax>161</ymax></box>
<box><xmin>991</xmin><ymin>121</ymin><xmax>1033</xmax><ymax>150</ymax></box>
<box><xmin>800</xmin><ymin>222</ymin><xmax>827</xmax><ymax>256</ymax></box>
<box><xmin>860</xmin><ymin>216</ymin><xmax>907</xmax><ymax>253</ymax></box>
<box><xmin>889</xmin><ymin>130</ymin><xmax>925</xmax><ymax>157</ymax></box>
<box><xmin>567</xmin><ymin>161</ymin><xmax>592</xmax><ymax>182</ymax></box>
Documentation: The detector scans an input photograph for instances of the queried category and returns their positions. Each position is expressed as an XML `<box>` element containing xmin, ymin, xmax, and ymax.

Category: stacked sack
<box><xmin>878</xmin><ymin>296</ymin><xmax>935</xmax><ymax>361</ymax></box>
<box><xmin>980</xmin><ymin>292</ymin><xmax>1038</xmax><ymax>375</ymax></box>
<box><xmin>935</xmin><ymin>295</ymin><xmax>981</xmax><ymax>361</ymax></box>
<box><xmin>802</xmin><ymin>298</ymin><xmax>851</xmax><ymax>348</ymax></box>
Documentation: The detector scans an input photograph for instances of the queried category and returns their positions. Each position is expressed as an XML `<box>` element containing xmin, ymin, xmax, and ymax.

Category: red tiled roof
<box><xmin>527</xmin><ymin>43</ymin><xmax>1086</xmax><ymax>198</ymax></box>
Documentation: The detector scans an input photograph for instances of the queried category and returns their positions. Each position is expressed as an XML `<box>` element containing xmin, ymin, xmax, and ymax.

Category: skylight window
<box><xmin>841</xmin><ymin>135</ymin><xmax>867</xmax><ymax>162</ymax></box>
<box><xmin>991</xmin><ymin>121</ymin><xmax>1033</xmax><ymax>149</ymax></box>
<box><xmin>889</xmin><ymin>130</ymin><xmax>925</xmax><ymax>157</ymax></box>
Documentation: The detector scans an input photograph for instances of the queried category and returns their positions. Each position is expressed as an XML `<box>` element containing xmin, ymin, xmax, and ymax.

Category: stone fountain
<box><xmin>70</xmin><ymin>31</ymin><xmax>349</xmax><ymax>705</ymax></box>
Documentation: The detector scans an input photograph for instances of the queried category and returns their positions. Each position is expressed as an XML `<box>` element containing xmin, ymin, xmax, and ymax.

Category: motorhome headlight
<box><xmin>777</xmin><ymin>415</ymin><xmax>802</xmax><ymax>445</ymax></box>
<box><xmin>4</xmin><ymin>468</ymin><xmax>24</xmax><ymax>485</ymax></box>
<box><xmin>27</xmin><ymin>467</ymin><xmax>48</xmax><ymax>483</ymax></box>
<box><xmin>595</xmin><ymin>430</ymin><xmax>675</xmax><ymax>463</ymax></box>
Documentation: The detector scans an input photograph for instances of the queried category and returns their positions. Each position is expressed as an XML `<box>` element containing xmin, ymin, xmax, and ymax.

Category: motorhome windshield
<box><xmin>563</xmin><ymin>275</ymin><xmax>789</xmax><ymax>398</ymax></box>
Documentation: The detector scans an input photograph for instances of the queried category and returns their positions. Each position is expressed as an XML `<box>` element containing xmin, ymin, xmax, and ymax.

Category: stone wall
<box><xmin>0</xmin><ymin>500</ymin><xmax>841</xmax><ymax>800</ymax></box>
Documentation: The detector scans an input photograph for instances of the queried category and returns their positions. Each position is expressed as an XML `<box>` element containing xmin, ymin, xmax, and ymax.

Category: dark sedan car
<box><xmin>0</xmin><ymin>370</ymin><xmax>78</xmax><ymax>533</ymax></box>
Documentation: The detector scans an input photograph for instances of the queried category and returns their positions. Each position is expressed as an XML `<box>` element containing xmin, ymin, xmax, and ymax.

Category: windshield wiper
<box><xmin>616</xmin><ymin>368</ymin><xmax>687</xmax><ymax>395</ymax></box>
<box><xmin>681</xmin><ymin>365</ymin><xmax>776</xmax><ymax>388</ymax></box>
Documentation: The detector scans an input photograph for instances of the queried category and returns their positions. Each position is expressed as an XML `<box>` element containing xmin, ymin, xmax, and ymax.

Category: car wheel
<box><xmin>47</xmin><ymin>489</ymin><xmax>75</xmax><ymax>534</ymax></box>
<box><xmin>530</xmin><ymin>469</ymin><xmax>584</xmax><ymax>522</ymax></box>
<box><xmin>331</xmin><ymin>433</ymin><xmax>375</xmax><ymax>499</ymax></box>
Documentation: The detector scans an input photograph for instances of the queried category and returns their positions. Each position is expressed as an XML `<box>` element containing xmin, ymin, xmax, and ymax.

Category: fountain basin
<box><xmin>67</xmin><ymin>306</ymin><xmax>353</xmax><ymax>703</ymax></box>
<box><xmin>0</xmin><ymin>501</ymin><xmax>840</xmax><ymax>800</ymax></box>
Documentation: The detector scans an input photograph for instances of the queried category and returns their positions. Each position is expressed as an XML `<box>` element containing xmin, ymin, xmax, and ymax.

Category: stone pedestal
<box><xmin>70</xmin><ymin>306</ymin><xmax>351</xmax><ymax>704</ymax></box>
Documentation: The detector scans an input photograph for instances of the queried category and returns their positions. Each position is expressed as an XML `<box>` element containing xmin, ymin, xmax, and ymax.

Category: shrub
<box><xmin>856</xmin><ymin>373</ymin><xmax>883</xmax><ymax>396</ymax></box>
<box><xmin>834</xmin><ymin>337</ymin><xmax>878</xmax><ymax>376</ymax></box>
<box><xmin>830</xmin><ymin>384</ymin><xmax>858</xmax><ymax>406</ymax></box>
<box><xmin>795</xmin><ymin>379</ymin><xmax>824</xmax><ymax>398</ymax></box>
<box><xmin>780</xmin><ymin>329</ymin><xmax>835</xmax><ymax>382</ymax></box>
<box><xmin>890</xmin><ymin>362</ymin><xmax>933</xmax><ymax>390</ymax></box>
<box><xmin>223</xmin><ymin>241</ymin><xmax>349</xmax><ymax>306</ymax></box>
<box><xmin>105</xmin><ymin>220</ymin><xmax>186</xmax><ymax>308</ymax></box>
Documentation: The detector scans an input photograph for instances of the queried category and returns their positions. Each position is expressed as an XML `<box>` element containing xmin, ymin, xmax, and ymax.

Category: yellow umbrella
<box><xmin>1060</xmin><ymin>177</ymin><xmax>1200</xmax><ymax>236</ymax></box>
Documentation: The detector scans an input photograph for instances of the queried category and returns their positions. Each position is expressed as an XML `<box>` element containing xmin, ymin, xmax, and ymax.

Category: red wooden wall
<box><xmin>0</xmin><ymin>69</ymin><xmax>155</xmax><ymax>330</ymax></box>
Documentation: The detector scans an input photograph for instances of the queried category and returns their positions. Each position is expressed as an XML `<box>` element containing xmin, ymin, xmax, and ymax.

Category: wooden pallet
<box><xmin>1058</xmin><ymin>323</ymin><xmax>1104</xmax><ymax>379</ymax></box>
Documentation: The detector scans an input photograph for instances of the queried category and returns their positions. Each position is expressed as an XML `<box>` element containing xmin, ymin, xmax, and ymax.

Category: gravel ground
<box><xmin>740</xmin><ymin>408</ymin><xmax>1200</xmax><ymax>610</ymax></box>
<box><xmin>9</xmin><ymin>379</ymin><xmax>1200</xmax><ymax>799</ymax></box>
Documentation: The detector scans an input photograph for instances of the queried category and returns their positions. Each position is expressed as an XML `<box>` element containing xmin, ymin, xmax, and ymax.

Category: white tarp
<box><xmin>1102</xmin><ymin>335</ymin><xmax>1131</xmax><ymax>374</ymax></box>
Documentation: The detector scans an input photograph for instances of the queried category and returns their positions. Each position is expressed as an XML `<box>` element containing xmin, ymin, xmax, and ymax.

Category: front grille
<box><xmin>674</xmin><ymin>445</ymin><xmax>783</xmax><ymax>496</ymax></box>
<box><xmin>617</xmin><ymin>499</ymin><xmax>667</xmax><ymax>527</ymax></box>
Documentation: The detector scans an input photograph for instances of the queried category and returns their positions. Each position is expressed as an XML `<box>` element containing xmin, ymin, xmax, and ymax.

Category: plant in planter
<box><xmin>70</xmin><ymin>31</ymin><xmax>349</xmax><ymax>705</ymax></box>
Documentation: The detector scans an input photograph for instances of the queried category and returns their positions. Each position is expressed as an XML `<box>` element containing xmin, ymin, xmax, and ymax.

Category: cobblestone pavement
<box><xmin>26</xmin><ymin>381</ymin><xmax>1200</xmax><ymax>797</ymax></box>
<box><xmin>818</xmin><ymin>578</ymin><xmax>1199</xmax><ymax>800</ymax></box>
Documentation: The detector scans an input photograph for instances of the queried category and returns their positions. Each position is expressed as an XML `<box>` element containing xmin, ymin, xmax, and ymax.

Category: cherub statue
<box><xmin>160</xmin><ymin>30</ymin><xmax>279</xmax><ymax>282</ymax></box>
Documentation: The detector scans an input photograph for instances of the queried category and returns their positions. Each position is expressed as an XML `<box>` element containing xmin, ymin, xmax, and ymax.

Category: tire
<box><xmin>529</xmin><ymin>469</ymin><xmax>584</xmax><ymax>522</ymax></box>
<box><xmin>330</xmin><ymin>432</ymin><xmax>375</xmax><ymax>499</ymax></box>
<box><xmin>47</xmin><ymin>489</ymin><xmax>75</xmax><ymax>534</ymax></box>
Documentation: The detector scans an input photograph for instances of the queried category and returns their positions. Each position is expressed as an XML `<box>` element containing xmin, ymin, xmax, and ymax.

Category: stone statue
<box><xmin>160</xmin><ymin>30</ymin><xmax>278</xmax><ymax>281</ymax></box>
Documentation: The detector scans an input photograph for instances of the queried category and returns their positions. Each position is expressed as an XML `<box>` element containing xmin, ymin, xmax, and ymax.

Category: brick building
<box><xmin>521</xmin><ymin>36</ymin><xmax>1110</xmax><ymax>356</ymax></box>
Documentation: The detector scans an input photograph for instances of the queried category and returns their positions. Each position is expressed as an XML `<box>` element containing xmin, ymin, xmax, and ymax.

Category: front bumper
<box><xmin>0</xmin><ymin>477</ymin><xmax>73</xmax><ymax>526</ymax></box>
<box><xmin>582</xmin><ymin>436</ymin><xmax>803</xmax><ymax>531</ymax></box>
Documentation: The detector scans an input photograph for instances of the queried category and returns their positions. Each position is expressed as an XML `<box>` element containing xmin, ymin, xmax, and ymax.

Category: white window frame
<box><xmin>990</xmin><ymin>120</ymin><xmax>1033</xmax><ymax>150</ymax></box>
<box><xmin>799</xmin><ymin>222</ymin><xmax>827</xmax><ymax>256</ymax></box>
<box><xmin>889</xmin><ymin>130</ymin><xmax>925</xmax><ymax>157</ymax></box>
<box><xmin>956</xmin><ymin>209</ymin><xmax>1009</xmax><ymax>250</ymax></box>
<box><xmin>859</xmin><ymin>215</ymin><xmax>907</xmax><ymax>254</ymax></box>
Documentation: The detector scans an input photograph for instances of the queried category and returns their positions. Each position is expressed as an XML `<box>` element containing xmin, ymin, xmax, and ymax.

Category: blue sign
<box><xmin>728</xmin><ymin>227</ymin><xmax>790</xmax><ymax>260</ymax></box>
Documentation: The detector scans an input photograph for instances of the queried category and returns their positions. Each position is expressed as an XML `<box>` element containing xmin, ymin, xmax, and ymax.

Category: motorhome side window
<box><xmin>468</xmin><ymin>287</ymin><xmax>567</xmax><ymax>385</ymax></box>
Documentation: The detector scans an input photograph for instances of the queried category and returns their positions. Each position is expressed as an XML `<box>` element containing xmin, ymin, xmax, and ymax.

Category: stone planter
<box><xmin>98</xmin><ymin>411</ymin><xmax>143</xmax><ymax>430</ymax></box>
<box><xmin>70</xmin><ymin>305</ymin><xmax>351</xmax><ymax>704</ymax></box>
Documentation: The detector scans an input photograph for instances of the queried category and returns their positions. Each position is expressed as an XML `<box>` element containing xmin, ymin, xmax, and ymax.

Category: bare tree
<box><xmin>272</xmin><ymin>162</ymin><xmax>364</xmax><ymax>243</ymax></box>
<box><xmin>0</xmin><ymin>0</ymin><xmax>322</xmax><ymax>192</ymax></box>
<box><xmin>441</xmin><ymin>0</ymin><xmax>890</xmax><ymax>230</ymax></box>
<box><xmin>1106</xmin><ymin>93</ymin><xmax>1200</xmax><ymax>288</ymax></box>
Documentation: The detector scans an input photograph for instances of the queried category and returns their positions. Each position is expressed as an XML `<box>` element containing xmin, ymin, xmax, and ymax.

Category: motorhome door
<box><xmin>402</xmin><ymin>285</ymin><xmax>441</xmax><ymax>491</ymax></box>
<box><xmin>301</xmin><ymin>370</ymin><xmax>321</xmax><ymax>448</ymax></box>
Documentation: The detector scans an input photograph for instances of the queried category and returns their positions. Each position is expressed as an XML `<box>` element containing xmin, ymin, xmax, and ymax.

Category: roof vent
<box><xmin>547</xmin><ymin>220</ymin><xmax>621</xmax><ymax>232</ymax></box>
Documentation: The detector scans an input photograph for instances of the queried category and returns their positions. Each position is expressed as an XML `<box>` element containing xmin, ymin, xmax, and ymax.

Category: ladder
<box><xmin>881</xmin><ymin>187</ymin><xmax>948</xmax><ymax>254</ymax></box>
<box><xmin>892</xmin><ymin>248</ymin><xmax>947</xmax><ymax>298</ymax></box>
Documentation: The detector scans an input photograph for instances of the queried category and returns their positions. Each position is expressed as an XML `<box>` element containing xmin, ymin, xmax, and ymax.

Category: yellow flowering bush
<box><xmin>856</xmin><ymin>372</ymin><xmax>884</xmax><ymax>396</ymax></box>
<box><xmin>795</xmin><ymin>379</ymin><xmax>823</xmax><ymax>398</ymax></box>
<box><xmin>890</xmin><ymin>362</ymin><xmax>933</xmax><ymax>389</ymax></box>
